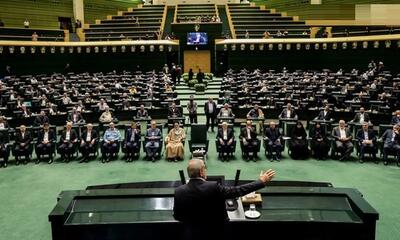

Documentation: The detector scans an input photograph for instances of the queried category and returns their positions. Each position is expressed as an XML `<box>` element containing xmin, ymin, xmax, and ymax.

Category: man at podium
<box><xmin>173</xmin><ymin>159</ymin><xmax>275</xmax><ymax>240</ymax></box>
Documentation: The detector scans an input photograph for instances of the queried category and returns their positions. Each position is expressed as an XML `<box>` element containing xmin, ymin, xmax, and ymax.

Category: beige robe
<box><xmin>166</xmin><ymin>128</ymin><xmax>185</xmax><ymax>159</ymax></box>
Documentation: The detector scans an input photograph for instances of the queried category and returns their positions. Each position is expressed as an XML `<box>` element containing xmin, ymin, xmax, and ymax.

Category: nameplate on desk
<box><xmin>241</xmin><ymin>193</ymin><xmax>262</xmax><ymax>205</ymax></box>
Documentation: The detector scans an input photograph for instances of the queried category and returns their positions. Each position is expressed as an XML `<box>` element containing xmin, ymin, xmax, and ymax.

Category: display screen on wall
<box><xmin>187</xmin><ymin>32</ymin><xmax>208</xmax><ymax>45</ymax></box>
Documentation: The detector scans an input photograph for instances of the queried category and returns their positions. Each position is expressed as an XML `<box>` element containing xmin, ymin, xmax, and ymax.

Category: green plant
<box><xmin>195</xmin><ymin>83</ymin><xmax>206</xmax><ymax>93</ymax></box>
<box><xmin>188</xmin><ymin>79</ymin><xmax>198</xmax><ymax>88</ymax></box>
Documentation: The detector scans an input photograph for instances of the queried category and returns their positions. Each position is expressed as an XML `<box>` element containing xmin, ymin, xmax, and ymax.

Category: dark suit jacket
<box><xmin>196</xmin><ymin>72</ymin><xmax>205</xmax><ymax>83</ymax></box>
<box><xmin>125</xmin><ymin>128</ymin><xmax>140</xmax><ymax>143</ymax></box>
<box><xmin>136</xmin><ymin>110</ymin><xmax>148</xmax><ymax>118</ymax></box>
<box><xmin>81</xmin><ymin>130</ymin><xmax>99</xmax><ymax>143</ymax></box>
<box><xmin>37</xmin><ymin>129</ymin><xmax>56</xmax><ymax>143</ymax></box>
<box><xmin>217</xmin><ymin>128</ymin><xmax>234</xmax><ymax>141</ymax></box>
<box><xmin>0</xmin><ymin>130</ymin><xmax>9</xmax><ymax>146</ymax></box>
<box><xmin>240</xmin><ymin>127</ymin><xmax>257</xmax><ymax>141</ymax></box>
<box><xmin>356</xmin><ymin>129</ymin><xmax>376</xmax><ymax>143</ymax></box>
<box><xmin>34</xmin><ymin>115</ymin><xmax>49</xmax><ymax>126</ymax></box>
<box><xmin>60</xmin><ymin>130</ymin><xmax>78</xmax><ymax>143</ymax></box>
<box><xmin>204</xmin><ymin>101</ymin><xmax>217</xmax><ymax>116</ymax></box>
<box><xmin>382</xmin><ymin>129</ymin><xmax>400</xmax><ymax>145</ymax></box>
<box><xmin>332</xmin><ymin>127</ymin><xmax>352</xmax><ymax>141</ymax></box>
<box><xmin>264</xmin><ymin>127</ymin><xmax>281</xmax><ymax>142</ymax></box>
<box><xmin>15</xmin><ymin>131</ymin><xmax>31</xmax><ymax>145</ymax></box>
<box><xmin>317</xmin><ymin>110</ymin><xmax>333</xmax><ymax>121</ymax></box>
<box><xmin>173</xmin><ymin>178</ymin><xmax>265</xmax><ymax>224</ymax></box>
<box><xmin>67</xmin><ymin>112</ymin><xmax>84</xmax><ymax>123</ymax></box>
<box><xmin>168</xmin><ymin>107</ymin><xmax>181</xmax><ymax>117</ymax></box>
<box><xmin>391</xmin><ymin>116</ymin><xmax>400</xmax><ymax>125</ymax></box>
<box><xmin>352</xmin><ymin>112</ymin><xmax>370</xmax><ymax>123</ymax></box>
<box><xmin>279</xmin><ymin>109</ymin><xmax>297</xmax><ymax>119</ymax></box>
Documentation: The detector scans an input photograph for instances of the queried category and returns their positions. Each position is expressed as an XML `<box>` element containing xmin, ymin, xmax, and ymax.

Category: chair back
<box><xmin>191</xmin><ymin>124</ymin><xmax>207</xmax><ymax>144</ymax></box>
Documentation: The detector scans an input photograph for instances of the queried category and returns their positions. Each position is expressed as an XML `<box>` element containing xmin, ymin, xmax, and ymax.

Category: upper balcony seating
<box><xmin>84</xmin><ymin>5</ymin><xmax>165</xmax><ymax>41</ymax></box>
<box><xmin>228</xmin><ymin>4</ymin><xmax>310</xmax><ymax>39</ymax></box>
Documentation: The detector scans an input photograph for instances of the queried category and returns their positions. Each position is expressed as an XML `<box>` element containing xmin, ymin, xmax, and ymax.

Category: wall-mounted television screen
<box><xmin>187</xmin><ymin>32</ymin><xmax>208</xmax><ymax>45</ymax></box>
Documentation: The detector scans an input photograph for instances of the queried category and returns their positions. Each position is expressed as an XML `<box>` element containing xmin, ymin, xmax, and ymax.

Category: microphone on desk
<box><xmin>226</xmin><ymin>169</ymin><xmax>241</xmax><ymax>211</ymax></box>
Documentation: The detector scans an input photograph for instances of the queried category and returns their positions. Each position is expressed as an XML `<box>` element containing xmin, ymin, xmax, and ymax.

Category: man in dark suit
<box><xmin>125</xmin><ymin>122</ymin><xmax>141</xmax><ymax>161</ymax></box>
<box><xmin>36</xmin><ymin>123</ymin><xmax>56</xmax><ymax>164</ymax></box>
<box><xmin>279</xmin><ymin>103</ymin><xmax>298</xmax><ymax>119</ymax></box>
<box><xmin>240</xmin><ymin>120</ymin><xmax>259</xmax><ymax>161</ymax></box>
<box><xmin>391</xmin><ymin>110</ymin><xmax>400</xmax><ymax>125</ymax></box>
<box><xmin>33</xmin><ymin>110</ymin><xmax>50</xmax><ymax>126</ymax></box>
<box><xmin>332</xmin><ymin>120</ymin><xmax>354</xmax><ymax>161</ymax></box>
<box><xmin>356</xmin><ymin>122</ymin><xmax>377</xmax><ymax>163</ymax></box>
<box><xmin>14</xmin><ymin>125</ymin><xmax>32</xmax><ymax>165</ymax></box>
<box><xmin>316</xmin><ymin>105</ymin><xmax>333</xmax><ymax>121</ymax></box>
<box><xmin>58</xmin><ymin>122</ymin><xmax>78</xmax><ymax>162</ymax></box>
<box><xmin>0</xmin><ymin>129</ymin><xmax>10</xmax><ymax>168</ymax></box>
<box><xmin>352</xmin><ymin>107</ymin><xmax>371</xmax><ymax>124</ymax></box>
<box><xmin>196</xmin><ymin>69</ymin><xmax>205</xmax><ymax>84</ymax></box>
<box><xmin>173</xmin><ymin>159</ymin><xmax>275</xmax><ymax>240</ymax></box>
<box><xmin>168</xmin><ymin>102</ymin><xmax>181</xmax><ymax>117</ymax></box>
<box><xmin>216</xmin><ymin>122</ymin><xmax>234</xmax><ymax>161</ymax></box>
<box><xmin>79</xmin><ymin>123</ymin><xmax>98</xmax><ymax>163</ymax></box>
<box><xmin>381</xmin><ymin>124</ymin><xmax>400</xmax><ymax>165</ymax></box>
<box><xmin>264</xmin><ymin>121</ymin><xmax>283</xmax><ymax>161</ymax></box>
<box><xmin>204</xmin><ymin>97</ymin><xmax>217</xmax><ymax>132</ymax></box>
<box><xmin>136</xmin><ymin>104</ymin><xmax>149</xmax><ymax>118</ymax></box>
<box><xmin>67</xmin><ymin>107</ymin><xmax>85</xmax><ymax>124</ymax></box>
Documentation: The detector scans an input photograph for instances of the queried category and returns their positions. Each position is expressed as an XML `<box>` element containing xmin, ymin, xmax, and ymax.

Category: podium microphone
<box><xmin>179</xmin><ymin>170</ymin><xmax>186</xmax><ymax>185</ymax></box>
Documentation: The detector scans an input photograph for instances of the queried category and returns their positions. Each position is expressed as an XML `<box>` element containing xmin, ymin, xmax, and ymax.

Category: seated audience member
<box><xmin>218</xmin><ymin>103</ymin><xmax>234</xmax><ymax>118</ymax></box>
<box><xmin>240</xmin><ymin>120</ymin><xmax>258</xmax><ymax>161</ymax></box>
<box><xmin>31</xmin><ymin>32</ymin><xmax>38</xmax><ymax>41</ymax></box>
<box><xmin>168</xmin><ymin>103</ymin><xmax>182</xmax><ymax>117</ymax></box>
<box><xmin>165</xmin><ymin>122</ymin><xmax>186</xmax><ymax>161</ymax></box>
<box><xmin>34</xmin><ymin>110</ymin><xmax>50</xmax><ymax>126</ymax></box>
<box><xmin>332</xmin><ymin>120</ymin><xmax>354</xmax><ymax>161</ymax></box>
<box><xmin>36</xmin><ymin>123</ymin><xmax>56</xmax><ymax>164</ymax></box>
<box><xmin>99</xmin><ymin>107</ymin><xmax>114</xmax><ymax>123</ymax></box>
<box><xmin>264</xmin><ymin>121</ymin><xmax>283</xmax><ymax>161</ymax></box>
<box><xmin>316</xmin><ymin>105</ymin><xmax>333</xmax><ymax>121</ymax></box>
<box><xmin>136</xmin><ymin>104</ymin><xmax>149</xmax><ymax>118</ymax></box>
<box><xmin>380</xmin><ymin>124</ymin><xmax>400</xmax><ymax>165</ymax></box>
<box><xmin>58</xmin><ymin>122</ymin><xmax>78</xmax><ymax>162</ymax></box>
<box><xmin>279</xmin><ymin>103</ymin><xmax>298</xmax><ymax>119</ymax></box>
<box><xmin>80</xmin><ymin>123</ymin><xmax>98</xmax><ymax>163</ymax></box>
<box><xmin>310</xmin><ymin>122</ymin><xmax>329</xmax><ymax>160</ymax></box>
<box><xmin>102</xmin><ymin>122</ymin><xmax>121</xmax><ymax>162</ymax></box>
<box><xmin>352</xmin><ymin>107</ymin><xmax>371</xmax><ymax>124</ymax></box>
<box><xmin>14</xmin><ymin>125</ymin><xmax>32</xmax><ymax>164</ymax></box>
<box><xmin>20</xmin><ymin>104</ymin><xmax>31</xmax><ymax>118</ymax></box>
<box><xmin>97</xmin><ymin>98</ymin><xmax>109</xmax><ymax>111</ymax></box>
<box><xmin>356</xmin><ymin>122</ymin><xmax>377</xmax><ymax>163</ymax></box>
<box><xmin>68</xmin><ymin>107</ymin><xmax>85</xmax><ymax>124</ymax></box>
<box><xmin>145</xmin><ymin>120</ymin><xmax>162</xmax><ymax>161</ymax></box>
<box><xmin>0</xmin><ymin>130</ymin><xmax>10</xmax><ymax>168</ymax></box>
<box><xmin>217</xmin><ymin>122</ymin><xmax>234</xmax><ymax>161</ymax></box>
<box><xmin>61</xmin><ymin>93</ymin><xmax>72</xmax><ymax>105</ymax></box>
<box><xmin>125</xmin><ymin>122</ymin><xmax>140</xmax><ymax>161</ymax></box>
<box><xmin>75</xmin><ymin>100</ymin><xmax>85</xmax><ymax>112</ymax></box>
<box><xmin>247</xmin><ymin>104</ymin><xmax>264</xmax><ymax>119</ymax></box>
<box><xmin>391</xmin><ymin>110</ymin><xmax>400</xmax><ymax>125</ymax></box>
<box><xmin>0</xmin><ymin>116</ymin><xmax>9</xmax><ymax>129</ymax></box>
<box><xmin>289</xmin><ymin>122</ymin><xmax>309</xmax><ymax>160</ymax></box>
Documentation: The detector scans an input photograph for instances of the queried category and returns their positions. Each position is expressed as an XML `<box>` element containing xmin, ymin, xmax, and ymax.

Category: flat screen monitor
<box><xmin>187</xmin><ymin>32</ymin><xmax>208</xmax><ymax>45</ymax></box>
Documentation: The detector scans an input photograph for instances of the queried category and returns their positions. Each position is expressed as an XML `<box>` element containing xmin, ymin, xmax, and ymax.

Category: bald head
<box><xmin>187</xmin><ymin>159</ymin><xmax>206</xmax><ymax>179</ymax></box>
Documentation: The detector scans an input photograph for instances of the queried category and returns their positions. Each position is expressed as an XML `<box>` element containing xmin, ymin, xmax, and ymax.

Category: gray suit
<box><xmin>332</xmin><ymin>127</ymin><xmax>354</xmax><ymax>160</ymax></box>
<box><xmin>381</xmin><ymin>129</ymin><xmax>400</xmax><ymax>162</ymax></box>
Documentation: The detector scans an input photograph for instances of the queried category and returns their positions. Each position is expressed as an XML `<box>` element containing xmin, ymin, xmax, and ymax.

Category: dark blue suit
<box><xmin>125</xmin><ymin>128</ymin><xmax>140</xmax><ymax>157</ymax></box>
<box><xmin>381</xmin><ymin>129</ymin><xmax>400</xmax><ymax>162</ymax></box>
<box><xmin>356</xmin><ymin>129</ymin><xmax>377</xmax><ymax>161</ymax></box>
<box><xmin>173</xmin><ymin>178</ymin><xmax>266</xmax><ymax>240</ymax></box>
